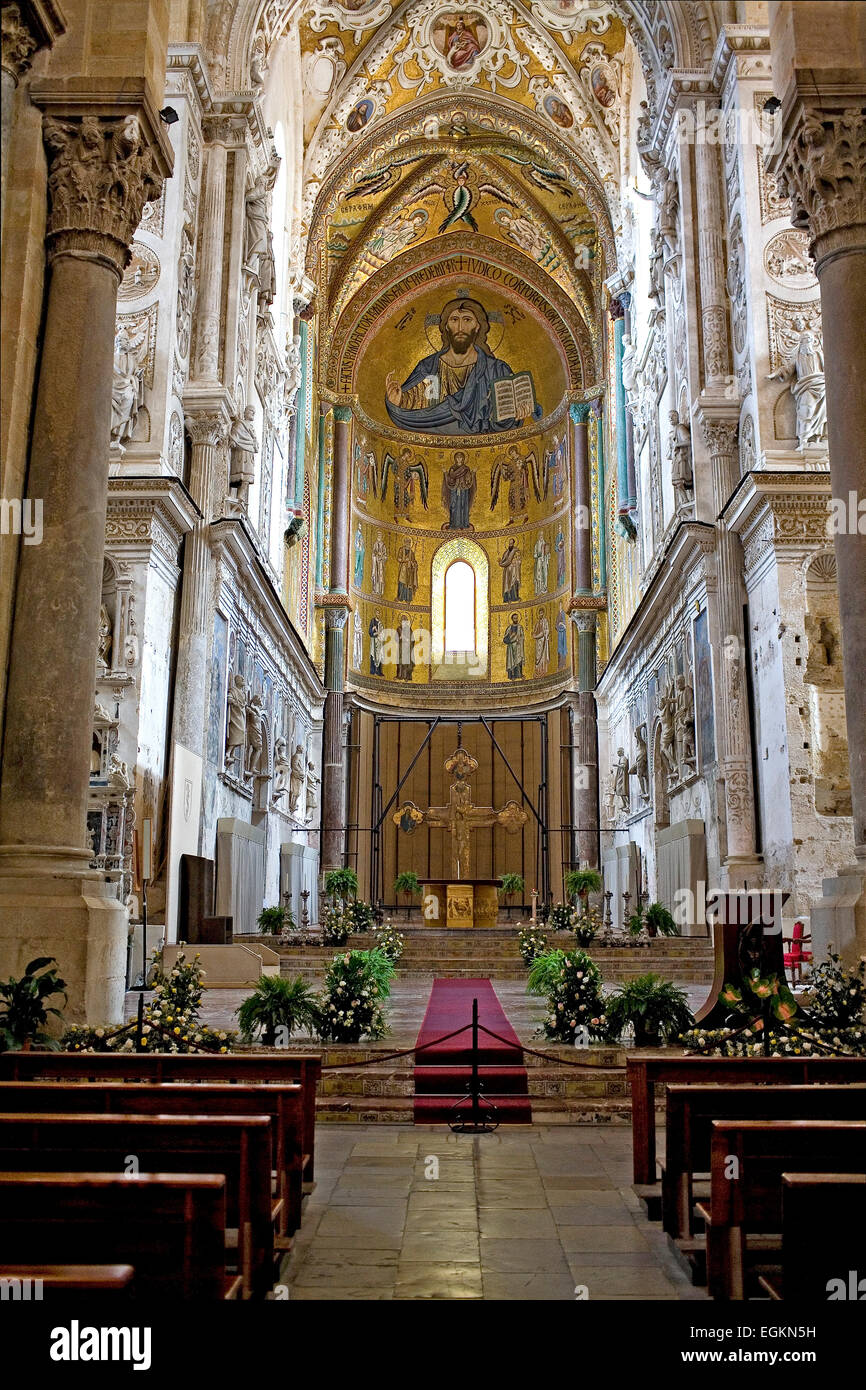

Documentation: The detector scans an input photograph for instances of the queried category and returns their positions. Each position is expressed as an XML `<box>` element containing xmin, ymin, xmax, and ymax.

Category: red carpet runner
<box><xmin>413</xmin><ymin>979</ymin><xmax>532</xmax><ymax>1123</ymax></box>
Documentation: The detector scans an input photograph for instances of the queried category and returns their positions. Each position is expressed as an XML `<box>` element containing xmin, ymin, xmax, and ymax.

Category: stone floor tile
<box><xmin>399</xmin><ymin>1235</ymin><xmax>481</xmax><ymax>1263</ymax></box>
<box><xmin>557</xmin><ymin>1225</ymin><xmax>651</xmax><ymax>1253</ymax></box>
<box><xmin>395</xmin><ymin>1263</ymin><xmax>483</xmax><ymax>1299</ymax></box>
<box><xmin>482</xmin><ymin>1270</ymin><xmax>578</xmax><ymax>1300</ymax></box>
<box><xmin>478</xmin><ymin>1208</ymin><xmax>557</xmax><ymax>1239</ymax></box>
<box><xmin>479</xmin><ymin>1238</ymin><xmax>571</xmax><ymax>1273</ymax></box>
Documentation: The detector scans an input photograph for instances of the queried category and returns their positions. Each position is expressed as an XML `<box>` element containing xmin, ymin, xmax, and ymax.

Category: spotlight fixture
<box><xmin>763</xmin><ymin>96</ymin><xmax>781</xmax><ymax>115</ymax></box>
<box><xmin>159</xmin><ymin>106</ymin><xmax>179</xmax><ymax>126</ymax></box>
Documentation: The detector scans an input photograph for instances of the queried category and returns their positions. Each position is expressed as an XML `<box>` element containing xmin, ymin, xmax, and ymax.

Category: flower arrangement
<box><xmin>63</xmin><ymin>949</ymin><xmax>236</xmax><ymax>1054</ymax></box>
<box><xmin>574</xmin><ymin>904</ymin><xmax>603</xmax><ymax>948</ymax></box>
<box><xmin>681</xmin><ymin>959</ymin><xmax>866</xmax><ymax>1057</ymax></box>
<box><xmin>373</xmin><ymin>920</ymin><xmax>405</xmax><ymax>961</ymax></box>
<box><xmin>548</xmin><ymin>903</ymin><xmax>575</xmax><ymax>933</ymax></box>
<box><xmin>317</xmin><ymin>948</ymin><xmax>392</xmax><ymax>1043</ymax></box>
<box><xmin>802</xmin><ymin>950</ymin><xmax>866</xmax><ymax>1030</ymax></box>
<box><xmin>321</xmin><ymin>903</ymin><xmax>351</xmax><ymax>946</ymax></box>
<box><xmin>347</xmin><ymin>899</ymin><xmax>376</xmax><ymax>934</ymax></box>
<box><xmin>518</xmin><ymin>922</ymin><xmax>548</xmax><ymax>965</ymax></box>
<box><xmin>527</xmin><ymin>948</ymin><xmax>607</xmax><ymax>1044</ymax></box>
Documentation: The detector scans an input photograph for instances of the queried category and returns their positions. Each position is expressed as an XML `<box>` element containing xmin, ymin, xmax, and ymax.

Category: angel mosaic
<box><xmin>490</xmin><ymin>444</ymin><xmax>544</xmax><ymax>525</ymax></box>
<box><xmin>380</xmin><ymin>446</ymin><xmax>429</xmax><ymax>519</ymax></box>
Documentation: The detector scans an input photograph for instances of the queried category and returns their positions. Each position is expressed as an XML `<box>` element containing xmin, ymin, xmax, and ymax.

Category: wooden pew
<box><xmin>0</xmin><ymin>1080</ymin><xmax>304</xmax><ymax>1238</ymax></box>
<box><xmin>0</xmin><ymin>1265</ymin><xmax>135</xmax><ymax>1298</ymax></box>
<box><xmin>0</xmin><ymin>1049</ymin><xmax>321</xmax><ymax>1185</ymax></box>
<box><xmin>759</xmin><ymin>1174</ymin><xmax>866</xmax><ymax>1301</ymax></box>
<box><xmin>700</xmin><ymin>1119</ymin><xmax>866</xmax><ymax>1299</ymax></box>
<box><xmin>626</xmin><ymin>1054</ymin><xmax>866</xmax><ymax>1186</ymax></box>
<box><xmin>0</xmin><ymin>1173</ymin><xmax>237</xmax><ymax>1299</ymax></box>
<box><xmin>661</xmin><ymin>1082</ymin><xmax>866</xmax><ymax>1239</ymax></box>
<box><xmin>0</xmin><ymin>1113</ymin><xmax>275</xmax><ymax>1299</ymax></box>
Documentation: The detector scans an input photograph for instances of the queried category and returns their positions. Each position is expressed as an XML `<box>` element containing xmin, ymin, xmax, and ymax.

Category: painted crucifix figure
<box><xmin>392</xmin><ymin>746</ymin><xmax>527</xmax><ymax>879</ymax></box>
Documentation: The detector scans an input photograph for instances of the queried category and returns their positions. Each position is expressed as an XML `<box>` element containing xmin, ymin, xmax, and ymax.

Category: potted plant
<box><xmin>498</xmin><ymin>872</ymin><xmax>525</xmax><ymax>921</ymax></box>
<box><xmin>564</xmin><ymin>869</ymin><xmax>602</xmax><ymax>908</ymax></box>
<box><xmin>527</xmin><ymin>948</ymin><xmax>608</xmax><ymax>1044</ymax></box>
<box><xmin>602</xmin><ymin>974</ymin><xmax>693</xmax><ymax>1047</ymax></box>
<box><xmin>644</xmin><ymin>902</ymin><xmax>680</xmax><ymax>938</ymax></box>
<box><xmin>236</xmin><ymin>974</ymin><xmax>320</xmax><ymax>1046</ymax></box>
<box><xmin>549</xmin><ymin>902</ymin><xmax>574</xmax><ymax>933</ymax></box>
<box><xmin>0</xmin><ymin>956</ymin><xmax>67</xmax><ymax>1052</ymax></box>
<box><xmin>257</xmin><ymin>905</ymin><xmax>287</xmax><ymax>938</ymax></box>
<box><xmin>347</xmin><ymin>899</ymin><xmax>375</xmax><ymax>934</ymax></box>
<box><xmin>393</xmin><ymin>871</ymin><xmax>421</xmax><ymax>921</ymax></box>
<box><xmin>324</xmin><ymin>868</ymin><xmax>358</xmax><ymax>906</ymax></box>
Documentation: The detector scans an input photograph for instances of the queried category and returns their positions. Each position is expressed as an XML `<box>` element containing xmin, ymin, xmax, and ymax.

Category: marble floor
<box><xmin>279</xmin><ymin>1124</ymin><xmax>709</xmax><ymax>1301</ymax></box>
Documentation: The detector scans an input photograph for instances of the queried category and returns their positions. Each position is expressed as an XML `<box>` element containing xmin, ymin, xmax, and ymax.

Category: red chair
<box><xmin>783</xmin><ymin>920</ymin><xmax>813</xmax><ymax>984</ymax></box>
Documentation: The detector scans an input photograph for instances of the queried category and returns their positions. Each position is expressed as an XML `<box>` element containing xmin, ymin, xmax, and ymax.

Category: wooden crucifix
<box><xmin>392</xmin><ymin>746</ymin><xmax>528</xmax><ymax>880</ymax></box>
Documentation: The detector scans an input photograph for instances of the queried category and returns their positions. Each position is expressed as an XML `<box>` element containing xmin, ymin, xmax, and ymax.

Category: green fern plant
<box><xmin>236</xmin><ymin>974</ymin><xmax>320</xmax><ymax>1046</ymax></box>
<box><xmin>644</xmin><ymin>902</ymin><xmax>679</xmax><ymax>938</ymax></box>
<box><xmin>564</xmin><ymin>869</ymin><xmax>602</xmax><ymax>904</ymax></box>
<box><xmin>499</xmin><ymin>872</ymin><xmax>525</xmax><ymax>920</ymax></box>
<box><xmin>324</xmin><ymin>868</ymin><xmax>359</xmax><ymax>903</ymax></box>
<box><xmin>394</xmin><ymin>871</ymin><xmax>421</xmax><ymax>920</ymax></box>
<box><xmin>603</xmin><ymin>974</ymin><xmax>692</xmax><ymax>1047</ymax></box>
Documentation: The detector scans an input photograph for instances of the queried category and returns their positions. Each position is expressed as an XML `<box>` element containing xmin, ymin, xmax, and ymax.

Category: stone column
<box><xmin>321</xmin><ymin>607</ymin><xmax>349</xmax><ymax>875</ymax></box>
<box><xmin>319</xmin><ymin>404</ymin><xmax>353</xmax><ymax>876</ymax></box>
<box><xmin>694</xmin><ymin>105</ymin><xmax>731</xmax><ymax>390</ymax></box>
<box><xmin>700</xmin><ymin>412</ymin><xmax>760</xmax><ymax>880</ymax></box>
<box><xmin>330</xmin><ymin>406</ymin><xmax>352</xmax><ymax>595</ymax></box>
<box><xmin>620</xmin><ymin>291</ymin><xmax>637</xmax><ymax>512</ymax></box>
<box><xmin>570</xmin><ymin>632</ymin><xmax>600</xmax><ymax>872</ymax></box>
<box><xmin>171</xmin><ymin>401</ymin><xmax>231</xmax><ymax>756</ymax></box>
<box><xmin>591</xmin><ymin>397</ymin><xmax>607</xmax><ymax>591</ymax></box>
<box><xmin>0</xmin><ymin>104</ymin><xmax>170</xmax><ymax>1023</ymax></box>
<box><xmin>768</xmin><ymin>84</ymin><xmax>866</xmax><ymax>957</ymax></box>
<box><xmin>570</xmin><ymin>402</ymin><xmax>592</xmax><ymax>593</ymax></box>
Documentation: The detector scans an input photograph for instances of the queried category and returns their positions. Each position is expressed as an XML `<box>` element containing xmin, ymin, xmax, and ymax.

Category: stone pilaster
<box><xmin>694</xmin><ymin>104</ymin><xmax>731</xmax><ymax>390</ymax></box>
<box><xmin>171</xmin><ymin>399</ymin><xmax>231</xmax><ymax>757</ymax></box>
<box><xmin>767</xmin><ymin>79</ymin><xmax>866</xmax><ymax>958</ymax></box>
<box><xmin>321</xmin><ymin>604</ymin><xmax>349</xmax><ymax>876</ymax></box>
<box><xmin>193</xmin><ymin>133</ymin><xmax>229</xmax><ymax>382</ymax></box>
<box><xmin>0</xmin><ymin>2</ymin><xmax>64</xmax><ymax>225</ymax></box>
<box><xmin>0</xmin><ymin>99</ymin><xmax>172</xmax><ymax>1023</ymax></box>
<box><xmin>698</xmin><ymin>409</ymin><xmax>760</xmax><ymax>880</ymax></box>
<box><xmin>570</xmin><ymin>688</ymin><xmax>599</xmax><ymax>873</ymax></box>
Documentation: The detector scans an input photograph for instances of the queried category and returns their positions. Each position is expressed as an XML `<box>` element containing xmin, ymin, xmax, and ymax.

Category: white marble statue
<box><xmin>289</xmin><ymin>744</ymin><xmax>305</xmax><ymax>812</ymax></box>
<box><xmin>633</xmin><ymin>723</ymin><xmax>649</xmax><ymax>799</ymax></box>
<box><xmin>110</xmin><ymin>330</ymin><xmax>145</xmax><ymax>448</ymax></box>
<box><xmin>273</xmin><ymin>735</ymin><xmax>291</xmax><ymax>800</ymax></box>
<box><xmin>659</xmin><ymin>681</ymin><xmax>678</xmax><ymax>781</ymax></box>
<box><xmin>305</xmin><ymin>762</ymin><xmax>320</xmax><ymax>822</ymax></box>
<box><xmin>245</xmin><ymin>693</ymin><xmax>266</xmax><ymax>777</ymax></box>
<box><xmin>768</xmin><ymin>316</ymin><xmax>828</xmax><ymax>449</ymax></box>
<box><xmin>668</xmin><ymin>411</ymin><xmax>693</xmax><ymax>510</ymax></box>
<box><xmin>225</xmin><ymin>672</ymin><xmax>247</xmax><ymax>765</ymax></box>
<box><xmin>613</xmin><ymin>747</ymin><xmax>631</xmax><ymax>813</ymax></box>
<box><xmin>675</xmin><ymin>673</ymin><xmax>697</xmax><ymax>772</ymax></box>
<box><xmin>229</xmin><ymin>406</ymin><xmax>259</xmax><ymax>508</ymax></box>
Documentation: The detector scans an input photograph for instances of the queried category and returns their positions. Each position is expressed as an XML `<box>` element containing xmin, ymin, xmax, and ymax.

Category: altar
<box><xmin>422</xmin><ymin>880</ymin><xmax>501</xmax><ymax>929</ymax></box>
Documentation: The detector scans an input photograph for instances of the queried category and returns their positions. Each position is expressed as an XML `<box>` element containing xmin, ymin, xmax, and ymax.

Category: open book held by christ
<box><xmin>493</xmin><ymin>372</ymin><xmax>536</xmax><ymax>425</ymax></box>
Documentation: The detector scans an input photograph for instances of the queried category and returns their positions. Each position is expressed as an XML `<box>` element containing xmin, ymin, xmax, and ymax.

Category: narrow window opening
<box><xmin>445</xmin><ymin>560</ymin><xmax>475</xmax><ymax>653</ymax></box>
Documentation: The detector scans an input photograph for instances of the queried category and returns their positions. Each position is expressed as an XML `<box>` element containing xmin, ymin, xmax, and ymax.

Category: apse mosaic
<box><xmin>347</xmin><ymin>413</ymin><xmax>575</xmax><ymax>697</ymax></box>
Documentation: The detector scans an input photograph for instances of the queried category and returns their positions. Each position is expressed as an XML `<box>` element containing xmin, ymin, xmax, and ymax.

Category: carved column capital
<box><xmin>33</xmin><ymin>104</ymin><xmax>170</xmax><ymax>278</ymax></box>
<box><xmin>184</xmin><ymin>411</ymin><xmax>229</xmax><ymax>448</ymax></box>
<box><xmin>1</xmin><ymin>2</ymin><xmax>64</xmax><ymax>84</ymax></box>
<box><xmin>768</xmin><ymin>98</ymin><xmax>866</xmax><ymax>270</ymax></box>
<box><xmin>569</xmin><ymin>402</ymin><xmax>592</xmax><ymax>425</ymax></box>
<box><xmin>700</xmin><ymin>416</ymin><xmax>738</xmax><ymax>461</ymax></box>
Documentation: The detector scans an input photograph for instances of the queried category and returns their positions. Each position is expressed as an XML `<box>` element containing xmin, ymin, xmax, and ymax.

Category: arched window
<box><xmin>431</xmin><ymin>537</ymin><xmax>489</xmax><ymax>680</ymax></box>
<box><xmin>444</xmin><ymin>561</ymin><xmax>475</xmax><ymax>653</ymax></box>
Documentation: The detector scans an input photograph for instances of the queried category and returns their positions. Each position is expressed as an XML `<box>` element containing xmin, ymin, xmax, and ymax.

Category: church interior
<box><xmin>1</xmin><ymin>0</ymin><xmax>865</xmax><ymax>1327</ymax></box>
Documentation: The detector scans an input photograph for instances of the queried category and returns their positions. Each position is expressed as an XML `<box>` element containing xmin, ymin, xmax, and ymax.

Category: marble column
<box><xmin>570</xmin><ymin>402</ymin><xmax>592</xmax><ymax>593</ymax></box>
<box><xmin>0</xmin><ymin>105</ymin><xmax>170</xmax><ymax>1023</ymax></box>
<box><xmin>769</xmin><ymin>93</ymin><xmax>866</xmax><ymax>958</ymax></box>
<box><xmin>570</xmin><ymin>683</ymin><xmax>599</xmax><ymax>872</ymax></box>
<box><xmin>609</xmin><ymin>297</ymin><xmax>631</xmax><ymax>517</ymax></box>
<box><xmin>700</xmin><ymin>413</ymin><xmax>760</xmax><ymax>879</ymax></box>
<box><xmin>591</xmin><ymin>397</ymin><xmax>607</xmax><ymax>591</ymax></box>
<box><xmin>320</xmin><ymin>405</ymin><xmax>353</xmax><ymax>874</ymax></box>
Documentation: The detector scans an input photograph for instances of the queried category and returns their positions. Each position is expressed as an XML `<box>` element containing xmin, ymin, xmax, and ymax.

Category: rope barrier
<box><xmin>320</xmin><ymin>1016</ymin><xmax>614</xmax><ymax>1071</ymax></box>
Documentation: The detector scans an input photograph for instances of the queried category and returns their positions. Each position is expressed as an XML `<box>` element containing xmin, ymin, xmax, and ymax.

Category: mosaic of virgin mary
<box><xmin>385</xmin><ymin>296</ymin><xmax>526</xmax><ymax>435</ymax></box>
